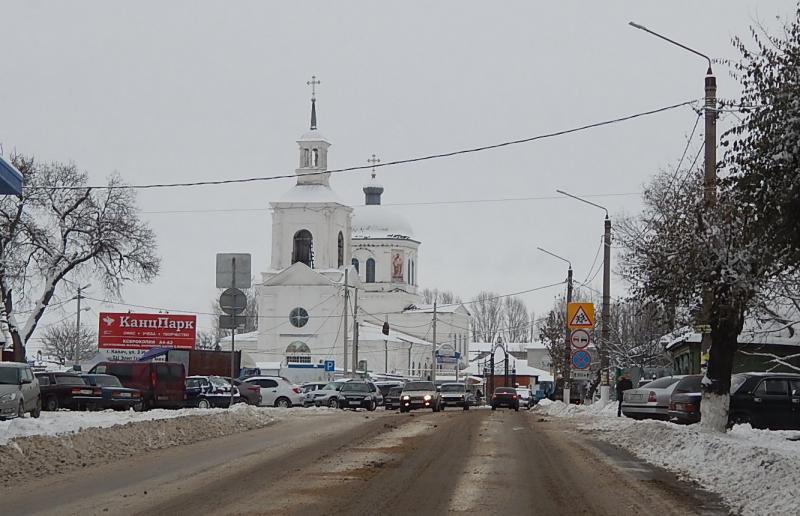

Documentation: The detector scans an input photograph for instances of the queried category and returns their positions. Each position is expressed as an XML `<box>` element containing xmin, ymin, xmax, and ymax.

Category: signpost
<box><xmin>324</xmin><ymin>360</ymin><xmax>335</xmax><ymax>372</ymax></box>
<box><xmin>567</xmin><ymin>302</ymin><xmax>595</xmax><ymax>329</ymax></box>
<box><xmin>216</xmin><ymin>253</ymin><xmax>252</xmax><ymax>407</ymax></box>
<box><xmin>571</xmin><ymin>350</ymin><xmax>592</xmax><ymax>370</ymax></box>
<box><xmin>569</xmin><ymin>329</ymin><xmax>591</xmax><ymax>349</ymax></box>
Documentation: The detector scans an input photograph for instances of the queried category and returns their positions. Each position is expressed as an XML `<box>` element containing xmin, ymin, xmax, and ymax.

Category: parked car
<box><xmin>301</xmin><ymin>382</ymin><xmax>329</xmax><ymax>407</ymax></box>
<box><xmin>439</xmin><ymin>383</ymin><xmax>473</xmax><ymax>410</ymax></box>
<box><xmin>729</xmin><ymin>372</ymin><xmax>800</xmax><ymax>430</ymax></box>
<box><xmin>89</xmin><ymin>362</ymin><xmax>186</xmax><ymax>409</ymax></box>
<box><xmin>310</xmin><ymin>380</ymin><xmax>349</xmax><ymax>408</ymax></box>
<box><xmin>490</xmin><ymin>387</ymin><xmax>519</xmax><ymax>411</ymax></box>
<box><xmin>622</xmin><ymin>376</ymin><xmax>684</xmax><ymax>421</ymax></box>
<box><xmin>515</xmin><ymin>388</ymin><xmax>533</xmax><ymax>409</ymax></box>
<box><xmin>375</xmin><ymin>381</ymin><xmax>404</xmax><ymax>405</ymax></box>
<box><xmin>0</xmin><ymin>362</ymin><xmax>41</xmax><ymax>419</ymax></box>
<box><xmin>243</xmin><ymin>376</ymin><xmax>302</xmax><ymax>407</ymax></box>
<box><xmin>336</xmin><ymin>381</ymin><xmax>378</xmax><ymax>411</ymax></box>
<box><xmin>35</xmin><ymin>372</ymin><xmax>102</xmax><ymax>411</ymax></box>
<box><xmin>400</xmin><ymin>381</ymin><xmax>441</xmax><ymax>412</ymax></box>
<box><xmin>668</xmin><ymin>375</ymin><xmax>704</xmax><ymax>424</ymax></box>
<box><xmin>383</xmin><ymin>386</ymin><xmax>403</xmax><ymax>410</ymax></box>
<box><xmin>185</xmin><ymin>375</ymin><xmax>240</xmax><ymax>408</ymax></box>
<box><xmin>366</xmin><ymin>381</ymin><xmax>384</xmax><ymax>406</ymax></box>
<box><xmin>225</xmin><ymin>377</ymin><xmax>262</xmax><ymax>406</ymax></box>
<box><xmin>80</xmin><ymin>374</ymin><xmax>143</xmax><ymax>411</ymax></box>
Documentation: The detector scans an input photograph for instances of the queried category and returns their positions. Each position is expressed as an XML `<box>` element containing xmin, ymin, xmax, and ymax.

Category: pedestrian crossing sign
<box><xmin>567</xmin><ymin>302</ymin><xmax>594</xmax><ymax>329</ymax></box>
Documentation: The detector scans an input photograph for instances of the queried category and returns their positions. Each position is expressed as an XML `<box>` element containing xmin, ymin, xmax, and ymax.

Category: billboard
<box><xmin>98</xmin><ymin>312</ymin><xmax>196</xmax><ymax>351</ymax></box>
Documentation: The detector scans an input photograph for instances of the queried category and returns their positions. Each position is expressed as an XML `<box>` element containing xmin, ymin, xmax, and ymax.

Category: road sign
<box><xmin>219</xmin><ymin>287</ymin><xmax>247</xmax><ymax>315</ymax></box>
<box><xmin>571</xmin><ymin>349</ymin><xmax>592</xmax><ymax>370</ymax></box>
<box><xmin>570</xmin><ymin>329</ymin><xmax>591</xmax><ymax>349</ymax></box>
<box><xmin>572</xmin><ymin>370</ymin><xmax>592</xmax><ymax>380</ymax></box>
<box><xmin>216</xmin><ymin>253</ymin><xmax>252</xmax><ymax>288</ymax></box>
<box><xmin>567</xmin><ymin>302</ymin><xmax>594</xmax><ymax>329</ymax></box>
<box><xmin>218</xmin><ymin>314</ymin><xmax>245</xmax><ymax>330</ymax></box>
<box><xmin>324</xmin><ymin>360</ymin><xmax>335</xmax><ymax>372</ymax></box>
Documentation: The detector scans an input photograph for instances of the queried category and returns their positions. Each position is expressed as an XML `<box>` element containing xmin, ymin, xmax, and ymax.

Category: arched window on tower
<box><xmin>337</xmin><ymin>232</ymin><xmax>344</xmax><ymax>268</ymax></box>
<box><xmin>366</xmin><ymin>258</ymin><xmax>376</xmax><ymax>283</ymax></box>
<box><xmin>302</xmin><ymin>148</ymin><xmax>310</xmax><ymax>168</ymax></box>
<box><xmin>351</xmin><ymin>258</ymin><xmax>359</xmax><ymax>273</ymax></box>
<box><xmin>292</xmin><ymin>229</ymin><xmax>314</xmax><ymax>268</ymax></box>
<box><xmin>312</xmin><ymin>148</ymin><xmax>319</xmax><ymax>167</ymax></box>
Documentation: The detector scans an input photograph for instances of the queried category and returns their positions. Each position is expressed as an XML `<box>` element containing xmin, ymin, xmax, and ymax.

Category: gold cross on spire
<box><xmin>367</xmin><ymin>154</ymin><xmax>381</xmax><ymax>178</ymax></box>
<box><xmin>306</xmin><ymin>75</ymin><xmax>320</xmax><ymax>99</ymax></box>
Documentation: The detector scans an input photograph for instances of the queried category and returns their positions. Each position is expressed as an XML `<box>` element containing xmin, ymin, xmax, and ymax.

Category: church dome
<box><xmin>352</xmin><ymin>205</ymin><xmax>414</xmax><ymax>240</ymax></box>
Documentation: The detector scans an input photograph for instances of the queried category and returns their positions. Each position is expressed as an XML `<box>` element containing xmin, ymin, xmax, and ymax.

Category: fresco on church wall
<box><xmin>391</xmin><ymin>249</ymin><xmax>404</xmax><ymax>282</ymax></box>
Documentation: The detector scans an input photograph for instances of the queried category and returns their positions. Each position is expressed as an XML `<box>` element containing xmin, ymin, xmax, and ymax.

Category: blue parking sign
<box><xmin>324</xmin><ymin>360</ymin><xmax>335</xmax><ymax>372</ymax></box>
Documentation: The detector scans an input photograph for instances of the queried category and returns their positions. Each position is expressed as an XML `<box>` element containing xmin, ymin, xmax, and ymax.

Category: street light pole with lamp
<box><xmin>628</xmin><ymin>21</ymin><xmax>717</xmax><ymax>367</ymax></box>
<box><xmin>537</xmin><ymin>247</ymin><xmax>573</xmax><ymax>404</ymax></box>
<box><xmin>554</xmin><ymin>190</ymin><xmax>612</xmax><ymax>405</ymax></box>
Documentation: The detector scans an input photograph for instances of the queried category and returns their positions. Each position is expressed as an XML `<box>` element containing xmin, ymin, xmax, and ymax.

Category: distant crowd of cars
<box><xmin>621</xmin><ymin>371</ymin><xmax>800</xmax><ymax>430</ymax></box>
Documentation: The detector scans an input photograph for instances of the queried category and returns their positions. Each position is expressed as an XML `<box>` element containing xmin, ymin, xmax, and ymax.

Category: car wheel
<box><xmin>400</xmin><ymin>406</ymin><xmax>407</xmax><ymax>413</ymax></box>
<box><xmin>328</xmin><ymin>398</ymin><xmax>338</xmax><ymax>408</ymax></box>
<box><xmin>45</xmin><ymin>396</ymin><xmax>58</xmax><ymax>412</ymax></box>
<box><xmin>515</xmin><ymin>406</ymin><xmax>519</xmax><ymax>412</ymax></box>
<box><xmin>17</xmin><ymin>401</ymin><xmax>25</xmax><ymax>418</ymax></box>
<box><xmin>367</xmin><ymin>401</ymin><xmax>376</xmax><ymax>412</ymax></box>
<box><xmin>132</xmin><ymin>402</ymin><xmax>144</xmax><ymax>412</ymax></box>
<box><xmin>197</xmin><ymin>398</ymin><xmax>211</xmax><ymax>409</ymax></box>
<box><xmin>491</xmin><ymin>405</ymin><xmax>496</xmax><ymax>411</ymax></box>
<box><xmin>275</xmin><ymin>397</ymin><xmax>291</xmax><ymax>408</ymax></box>
<box><xmin>31</xmin><ymin>398</ymin><xmax>41</xmax><ymax>418</ymax></box>
<box><xmin>463</xmin><ymin>405</ymin><xmax>469</xmax><ymax>411</ymax></box>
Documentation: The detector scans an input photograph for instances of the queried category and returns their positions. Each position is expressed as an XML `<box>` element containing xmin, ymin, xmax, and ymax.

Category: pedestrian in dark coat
<box><xmin>616</xmin><ymin>374</ymin><xmax>633</xmax><ymax>417</ymax></box>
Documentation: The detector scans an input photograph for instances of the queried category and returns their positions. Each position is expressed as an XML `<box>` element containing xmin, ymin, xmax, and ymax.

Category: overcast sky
<box><xmin>1</xmin><ymin>1</ymin><xmax>795</xmax><ymax>349</ymax></box>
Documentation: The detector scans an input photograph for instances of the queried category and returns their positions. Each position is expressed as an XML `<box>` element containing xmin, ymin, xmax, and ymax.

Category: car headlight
<box><xmin>0</xmin><ymin>392</ymin><xmax>17</xmax><ymax>402</ymax></box>
<box><xmin>402</xmin><ymin>395</ymin><xmax>410</xmax><ymax>401</ymax></box>
<box><xmin>423</xmin><ymin>394</ymin><xmax>432</xmax><ymax>401</ymax></box>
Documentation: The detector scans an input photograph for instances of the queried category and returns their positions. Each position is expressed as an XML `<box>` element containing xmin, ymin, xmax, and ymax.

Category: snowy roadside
<box><xmin>534</xmin><ymin>400</ymin><xmax>800</xmax><ymax>516</ymax></box>
<box><xmin>0</xmin><ymin>405</ymin><xmax>341</xmax><ymax>485</ymax></box>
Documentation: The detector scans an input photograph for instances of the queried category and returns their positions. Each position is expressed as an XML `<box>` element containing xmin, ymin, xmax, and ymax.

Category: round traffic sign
<box><xmin>570</xmin><ymin>329</ymin><xmax>591</xmax><ymax>349</ymax></box>
<box><xmin>219</xmin><ymin>287</ymin><xmax>247</xmax><ymax>315</ymax></box>
<box><xmin>571</xmin><ymin>350</ymin><xmax>592</xmax><ymax>370</ymax></box>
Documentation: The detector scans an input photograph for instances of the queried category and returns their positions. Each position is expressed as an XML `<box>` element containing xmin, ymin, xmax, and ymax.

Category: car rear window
<box><xmin>642</xmin><ymin>377</ymin><xmax>681</xmax><ymax>389</ymax></box>
<box><xmin>36</xmin><ymin>375</ymin><xmax>50</xmax><ymax>386</ymax></box>
<box><xmin>90</xmin><ymin>375</ymin><xmax>122</xmax><ymax>387</ymax></box>
<box><xmin>730</xmin><ymin>374</ymin><xmax>749</xmax><ymax>394</ymax></box>
<box><xmin>495</xmin><ymin>387</ymin><xmax>516</xmax><ymax>393</ymax></box>
<box><xmin>55</xmin><ymin>375</ymin><xmax>88</xmax><ymax>386</ymax></box>
<box><xmin>342</xmin><ymin>383</ymin><xmax>370</xmax><ymax>392</ymax></box>
<box><xmin>673</xmin><ymin>375</ymin><xmax>703</xmax><ymax>393</ymax></box>
<box><xmin>441</xmin><ymin>384</ymin><xmax>466</xmax><ymax>392</ymax></box>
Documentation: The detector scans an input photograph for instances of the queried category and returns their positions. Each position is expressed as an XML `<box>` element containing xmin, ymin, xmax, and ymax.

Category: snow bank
<box><xmin>534</xmin><ymin>402</ymin><xmax>800</xmax><ymax>515</ymax></box>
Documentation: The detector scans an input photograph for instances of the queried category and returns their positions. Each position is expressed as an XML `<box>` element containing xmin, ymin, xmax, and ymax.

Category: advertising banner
<box><xmin>98</xmin><ymin>312</ymin><xmax>196</xmax><ymax>350</ymax></box>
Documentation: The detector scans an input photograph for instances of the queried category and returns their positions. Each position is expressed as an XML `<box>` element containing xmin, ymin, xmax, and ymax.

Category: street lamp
<box><xmin>73</xmin><ymin>283</ymin><xmax>91</xmax><ymax>369</ymax></box>
<box><xmin>537</xmin><ymin>247</ymin><xmax>574</xmax><ymax>404</ymax></box>
<box><xmin>554</xmin><ymin>190</ymin><xmax>612</xmax><ymax>405</ymax></box>
<box><xmin>628</xmin><ymin>21</ymin><xmax>717</xmax><ymax>371</ymax></box>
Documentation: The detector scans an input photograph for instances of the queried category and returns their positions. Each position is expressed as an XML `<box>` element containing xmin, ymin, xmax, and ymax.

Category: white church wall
<box><xmin>270</xmin><ymin>204</ymin><xmax>351</xmax><ymax>270</ymax></box>
<box><xmin>351</xmin><ymin>238</ymin><xmax>419</xmax><ymax>292</ymax></box>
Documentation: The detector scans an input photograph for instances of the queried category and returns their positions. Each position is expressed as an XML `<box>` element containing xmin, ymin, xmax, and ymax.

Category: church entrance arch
<box><xmin>292</xmin><ymin>229</ymin><xmax>314</xmax><ymax>268</ymax></box>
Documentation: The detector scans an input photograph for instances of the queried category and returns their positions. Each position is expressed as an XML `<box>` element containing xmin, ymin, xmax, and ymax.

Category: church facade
<box><xmin>243</xmin><ymin>91</ymin><xmax>470</xmax><ymax>379</ymax></box>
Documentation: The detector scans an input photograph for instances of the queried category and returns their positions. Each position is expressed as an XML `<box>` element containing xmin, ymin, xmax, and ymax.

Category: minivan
<box><xmin>89</xmin><ymin>361</ymin><xmax>186</xmax><ymax>409</ymax></box>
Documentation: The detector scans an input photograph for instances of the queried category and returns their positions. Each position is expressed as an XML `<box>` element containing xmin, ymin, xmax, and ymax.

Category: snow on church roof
<box><xmin>276</xmin><ymin>183</ymin><xmax>345</xmax><ymax>204</ymax></box>
<box><xmin>352</xmin><ymin>205</ymin><xmax>415</xmax><ymax>240</ymax></box>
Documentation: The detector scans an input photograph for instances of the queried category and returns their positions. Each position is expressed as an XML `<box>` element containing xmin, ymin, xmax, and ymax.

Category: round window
<box><xmin>289</xmin><ymin>307</ymin><xmax>309</xmax><ymax>328</ymax></box>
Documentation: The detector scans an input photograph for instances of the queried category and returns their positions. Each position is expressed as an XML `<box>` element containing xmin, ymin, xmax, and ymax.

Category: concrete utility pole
<box><xmin>74</xmin><ymin>284</ymin><xmax>90</xmax><ymax>369</ymax></box>
<box><xmin>628</xmin><ymin>21</ymin><xmax>717</xmax><ymax>367</ymax></box>
<box><xmin>554</xmin><ymin>191</ymin><xmax>612</xmax><ymax>404</ymax></box>
<box><xmin>537</xmin><ymin>247</ymin><xmax>573</xmax><ymax>403</ymax></box>
<box><xmin>431</xmin><ymin>301</ymin><xmax>438</xmax><ymax>383</ymax></box>
<box><xmin>343</xmin><ymin>269</ymin><xmax>349</xmax><ymax>376</ymax></box>
<box><xmin>352</xmin><ymin>285</ymin><xmax>359</xmax><ymax>376</ymax></box>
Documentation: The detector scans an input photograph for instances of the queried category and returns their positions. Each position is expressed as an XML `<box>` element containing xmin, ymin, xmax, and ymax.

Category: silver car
<box><xmin>243</xmin><ymin>376</ymin><xmax>303</xmax><ymax>408</ymax></box>
<box><xmin>301</xmin><ymin>382</ymin><xmax>329</xmax><ymax>407</ymax></box>
<box><xmin>622</xmin><ymin>376</ymin><xmax>684</xmax><ymax>420</ymax></box>
<box><xmin>0</xmin><ymin>363</ymin><xmax>41</xmax><ymax>419</ymax></box>
<box><xmin>311</xmin><ymin>380</ymin><xmax>349</xmax><ymax>408</ymax></box>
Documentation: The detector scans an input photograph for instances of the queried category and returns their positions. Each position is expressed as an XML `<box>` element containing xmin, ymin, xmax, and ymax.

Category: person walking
<box><xmin>616</xmin><ymin>373</ymin><xmax>633</xmax><ymax>417</ymax></box>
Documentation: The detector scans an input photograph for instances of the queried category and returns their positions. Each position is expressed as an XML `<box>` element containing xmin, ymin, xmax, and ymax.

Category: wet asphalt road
<box><xmin>1</xmin><ymin>407</ymin><xmax>729</xmax><ymax>515</ymax></box>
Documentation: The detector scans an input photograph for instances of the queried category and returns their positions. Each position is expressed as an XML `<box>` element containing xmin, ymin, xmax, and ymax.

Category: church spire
<box><xmin>363</xmin><ymin>154</ymin><xmax>384</xmax><ymax>205</ymax></box>
<box><xmin>307</xmin><ymin>75</ymin><xmax>320</xmax><ymax>130</ymax></box>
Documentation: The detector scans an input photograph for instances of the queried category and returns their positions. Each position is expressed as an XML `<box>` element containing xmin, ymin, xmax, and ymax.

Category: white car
<box><xmin>301</xmin><ymin>382</ymin><xmax>329</xmax><ymax>407</ymax></box>
<box><xmin>311</xmin><ymin>380</ymin><xmax>349</xmax><ymax>408</ymax></box>
<box><xmin>515</xmin><ymin>388</ymin><xmax>533</xmax><ymax>409</ymax></box>
<box><xmin>243</xmin><ymin>376</ymin><xmax>302</xmax><ymax>408</ymax></box>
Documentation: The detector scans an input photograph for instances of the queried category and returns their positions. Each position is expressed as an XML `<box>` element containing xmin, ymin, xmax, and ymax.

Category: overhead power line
<box><xmin>27</xmin><ymin>99</ymin><xmax>698</xmax><ymax>191</ymax></box>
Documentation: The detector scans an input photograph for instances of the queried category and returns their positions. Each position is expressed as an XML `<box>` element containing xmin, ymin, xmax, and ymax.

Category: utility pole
<box><xmin>352</xmin><ymin>285</ymin><xmax>359</xmax><ymax>376</ymax></box>
<box><xmin>564</xmin><ymin>267</ymin><xmax>573</xmax><ymax>405</ymax></box>
<box><xmin>74</xmin><ymin>284</ymin><xmax>90</xmax><ymax>369</ymax></box>
<box><xmin>408</xmin><ymin>343</ymin><xmax>413</xmax><ymax>377</ymax></box>
<box><xmin>600</xmin><ymin>216</ymin><xmax>612</xmax><ymax>403</ymax></box>
<box><xmin>431</xmin><ymin>301</ymin><xmax>437</xmax><ymax>383</ymax></box>
<box><xmin>343</xmin><ymin>269</ymin><xmax>349</xmax><ymax>376</ymax></box>
<box><xmin>384</xmin><ymin>316</ymin><xmax>389</xmax><ymax>374</ymax></box>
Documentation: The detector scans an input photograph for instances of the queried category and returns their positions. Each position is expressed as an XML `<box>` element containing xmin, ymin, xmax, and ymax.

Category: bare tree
<box><xmin>503</xmin><ymin>296</ymin><xmax>530</xmax><ymax>342</ymax></box>
<box><xmin>471</xmin><ymin>291</ymin><xmax>503</xmax><ymax>342</ymax></box>
<box><xmin>41</xmin><ymin>321</ymin><xmax>97</xmax><ymax>365</ymax></box>
<box><xmin>0</xmin><ymin>155</ymin><xmax>159</xmax><ymax>360</ymax></box>
<box><xmin>605</xmin><ymin>301</ymin><xmax>673</xmax><ymax>369</ymax></box>
<box><xmin>195</xmin><ymin>330</ymin><xmax>221</xmax><ymax>351</ymax></box>
<box><xmin>420</xmin><ymin>288</ymin><xmax>462</xmax><ymax>305</ymax></box>
<box><xmin>537</xmin><ymin>306</ymin><xmax>566</xmax><ymax>388</ymax></box>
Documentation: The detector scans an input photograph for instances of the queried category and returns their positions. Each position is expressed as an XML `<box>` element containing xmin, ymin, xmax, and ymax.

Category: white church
<box><xmin>228</xmin><ymin>87</ymin><xmax>471</xmax><ymax>380</ymax></box>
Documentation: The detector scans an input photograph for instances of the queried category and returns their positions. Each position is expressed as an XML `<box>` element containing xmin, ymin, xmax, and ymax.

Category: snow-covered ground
<box><xmin>0</xmin><ymin>405</ymin><xmax>338</xmax><ymax>446</ymax></box>
<box><xmin>535</xmin><ymin>400</ymin><xmax>800</xmax><ymax>516</ymax></box>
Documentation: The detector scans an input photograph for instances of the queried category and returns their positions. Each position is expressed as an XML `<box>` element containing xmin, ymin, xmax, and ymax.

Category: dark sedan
<box><xmin>668</xmin><ymin>375</ymin><xmax>704</xmax><ymax>424</ymax></box>
<box><xmin>186</xmin><ymin>376</ymin><xmax>240</xmax><ymax>409</ymax></box>
<box><xmin>491</xmin><ymin>387</ymin><xmax>519</xmax><ymax>411</ymax></box>
<box><xmin>729</xmin><ymin>372</ymin><xmax>800</xmax><ymax>430</ymax></box>
<box><xmin>384</xmin><ymin>386</ymin><xmax>403</xmax><ymax>410</ymax></box>
<box><xmin>35</xmin><ymin>372</ymin><xmax>102</xmax><ymax>411</ymax></box>
<box><xmin>81</xmin><ymin>374</ymin><xmax>143</xmax><ymax>411</ymax></box>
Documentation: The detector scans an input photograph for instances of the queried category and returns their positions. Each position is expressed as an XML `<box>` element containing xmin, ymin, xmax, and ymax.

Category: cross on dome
<box><xmin>367</xmin><ymin>154</ymin><xmax>381</xmax><ymax>179</ymax></box>
<box><xmin>306</xmin><ymin>75</ymin><xmax>321</xmax><ymax>130</ymax></box>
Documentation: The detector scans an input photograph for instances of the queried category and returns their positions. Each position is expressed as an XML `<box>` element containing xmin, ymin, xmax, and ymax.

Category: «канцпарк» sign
<box><xmin>98</xmin><ymin>312</ymin><xmax>196</xmax><ymax>350</ymax></box>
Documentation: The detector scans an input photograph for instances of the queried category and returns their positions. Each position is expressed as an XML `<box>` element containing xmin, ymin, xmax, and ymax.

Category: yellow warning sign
<box><xmin>567</xmin><ymin>302</ymin><xmax>594</xmax><ymax>329</ymax></box>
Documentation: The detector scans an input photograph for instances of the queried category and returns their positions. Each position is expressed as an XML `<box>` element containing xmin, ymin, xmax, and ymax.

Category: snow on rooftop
<box><xmin>275</xmin><ymin>183</ymin><xmax>344</xmax><ymax>205</ymax></box>
<box><xmin>352</xmin><ymin>205</ymin><xmax>415</xmax><ymax>240</ymax></box>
